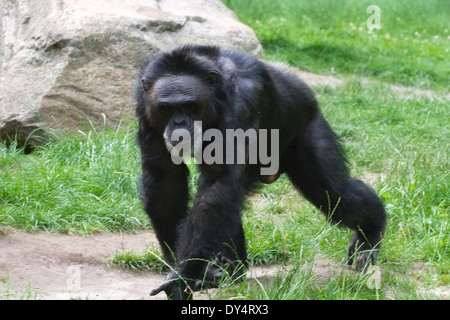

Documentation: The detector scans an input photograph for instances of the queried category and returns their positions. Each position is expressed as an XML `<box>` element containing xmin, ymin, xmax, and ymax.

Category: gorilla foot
<box><xmin>150</xmin><ymin>253</ymin><xmax>245</xmax><ymax>300</ymax></box>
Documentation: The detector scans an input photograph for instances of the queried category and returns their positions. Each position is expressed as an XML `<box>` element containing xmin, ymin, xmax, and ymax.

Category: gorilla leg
<box><xmin>175</xmin><ymin>165</ymin><xmax>247</xmax><ymax>277</ymax></box>
<box><xmin>284</xmin><ymin>114</ymin><xmax>386</xmax><ymax>269</ymax></box>
<box><xmin>150</xmin><ymin>165</ymin><xmax>247</xmax><ymax>299</ymax></box>
<box><xmin>200</xmin><ymin>220</ymin><xmax>248</xmax><ymax>288</ymax></box>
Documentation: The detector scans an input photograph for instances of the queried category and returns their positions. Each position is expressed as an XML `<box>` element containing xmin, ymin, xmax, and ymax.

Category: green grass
<box><xmin>0</xmin><ymin>273</ymin><xmax>37</xmax><ymax>300</ymax></box>
<box><xmin>222</xmin><ymin>0</ymin><xmax>450</xmax><ymax>91</ymax></box>
<box><xmin>112</xmin><ymin>245</ymin><xmax>167</xmax><ymax>273</ymax></box>
<box><xmin>0</xmin><ymin>125</ymin><xmax>149</xmax><ymax>234</ymax></box>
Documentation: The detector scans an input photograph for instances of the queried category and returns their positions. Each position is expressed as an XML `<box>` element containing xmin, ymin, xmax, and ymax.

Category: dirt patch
<box><xmin>294</xmin><ymin>69</ymin><xmax>344</xmax><ymax>88</ymax></box>
<box><xmin>0</xmin><ymin>229</ymin><xmax>289</xmax><ymax>300</ymax></box>
<box><xmin>0</xmin><ymin>229</ymin><xmax>165</xmax><ymax>299</ymax></box>
<box><xmin>1</xmin><ymin>228</ymin><xmax>448</xmax><ymax>300</ymax></box>
<box><xmin>293</xmin><ymin>68</ymin><xmax>450</xmax><ymax>100</ymax></box>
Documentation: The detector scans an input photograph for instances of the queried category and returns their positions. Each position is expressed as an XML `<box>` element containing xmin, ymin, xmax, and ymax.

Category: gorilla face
<box><xmin>148</xmin><ymin>75</ymin><xmax>207</xmax><ymax>160</ymax></box>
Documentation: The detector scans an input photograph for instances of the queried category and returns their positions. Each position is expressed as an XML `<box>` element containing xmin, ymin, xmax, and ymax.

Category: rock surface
<box><xmin>0</xmin><ymin>0</ymin><xmax>262</xmax><ymax>149</ymax></box>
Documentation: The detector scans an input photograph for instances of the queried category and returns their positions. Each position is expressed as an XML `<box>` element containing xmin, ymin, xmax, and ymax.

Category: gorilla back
<box><xmin>135</xmin><ymin>44</ymin><xmax>386</xmax><ymax>299</ymax></box>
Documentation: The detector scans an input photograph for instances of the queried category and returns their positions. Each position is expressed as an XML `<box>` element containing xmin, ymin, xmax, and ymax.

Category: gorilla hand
<box><xmin>150</xmin><ymin>271</ymin><xmax>193</xmax><ymax>300</ymax></box>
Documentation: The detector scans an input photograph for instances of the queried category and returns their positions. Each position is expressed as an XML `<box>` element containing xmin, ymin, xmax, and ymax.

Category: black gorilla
<box><xmin>135</xmin><ymin>45</ymin><xmax>386</xmax><ymax>299</ymax></box>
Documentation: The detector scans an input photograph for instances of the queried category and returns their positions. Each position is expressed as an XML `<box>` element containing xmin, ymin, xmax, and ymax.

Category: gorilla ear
<box><xmin>141</xmin><ymin>77</ymin><xmax>150</xmax><ymax>91</ymax></box>
<box><xmin>206</xmin><ymin>71</ymin><xmax>220</xmax><ymax>90</ymax></box>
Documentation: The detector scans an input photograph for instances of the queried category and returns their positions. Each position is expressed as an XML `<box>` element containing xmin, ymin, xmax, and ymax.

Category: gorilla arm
<box><xmin>150</xmin><ymin>163</ymin><xmax>247</xmax><ymax>299</ymax></box>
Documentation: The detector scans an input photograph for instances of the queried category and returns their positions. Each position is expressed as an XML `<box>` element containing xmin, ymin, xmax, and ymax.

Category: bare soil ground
<box><xmin>293</xmin><ymin>68</ymin><xmax>450</xmax><ymax>100</ymax></box>
<box><xmin>0</xmin><ymin>228</ymin><xmax>291</xmax><ymax>300</ymax></box>
<box><xmin>0</xmin><ymin>228</ymin><xmax>163</xmax><ymax>299</ymax></box>
<box><xmin>1</xmin><ymin>227</ymin><xmax>448</xmax><ymax>300</ymax></box>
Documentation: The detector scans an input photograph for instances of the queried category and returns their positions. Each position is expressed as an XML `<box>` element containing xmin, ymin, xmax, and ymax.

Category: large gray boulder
<box><xmin>0</xmin><ymin>0</ymin><xmax>262</xmax><ymax>149</ymax></box>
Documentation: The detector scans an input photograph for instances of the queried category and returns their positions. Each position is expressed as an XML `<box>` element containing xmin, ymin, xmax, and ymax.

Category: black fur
<box><xmin>135</xmin><ymin>45</ymin><xmax>386</xmax><ymax>299</ymax></box>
